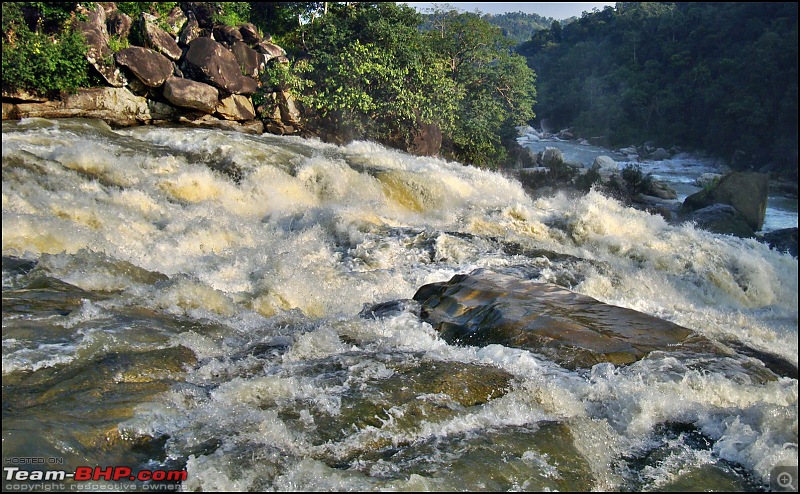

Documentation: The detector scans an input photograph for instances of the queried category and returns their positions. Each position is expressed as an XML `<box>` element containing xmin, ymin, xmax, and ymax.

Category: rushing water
<box><xmin>2</xmin><ymin>118</ymin><xmax>798</xmax><ymax>491</ymax></box>
<box><xmin>524</xmin><ymin>138</ymin><xmax>799</xmax><ymax>233</ymax></box>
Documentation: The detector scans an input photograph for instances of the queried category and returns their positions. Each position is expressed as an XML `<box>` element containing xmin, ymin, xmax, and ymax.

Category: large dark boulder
<box><xmin>212</xmin><ymin>24</ymin><xmax>243</xmax><ymax>46</ymax></box>
<box><xmin>761</xmin><ymin>227</ymin><xmax>798</xmax><ymax>257</ymax></box>
<box><xmin>682</xmin><ymin>172</ymin><xmax>769</xmax><ymax>231</ymax></box>
<box><xmin>230</xmin><ymin>41</ymin><xmax>260</xmax><ymax>78</ymax></box>
<box><xmin>115</xmin><ymin>47</ymin><xmax>174</xmax><ymax>88</ymax></box>
<box><xmin>75</xmin><ymin>5</ymin><xmax>125</xmax><ymax>87</ymax></box>
<box><xmin>413</xmin><ymin>269</ymin><xmax>731</xmax><ymax>370</ymax></box>
<box><xmin>162</xmin><ymin>76</ymin><xmax>218</xmax><ymax>113</ymax></box>
<box><xmin>181</xmin><ymin>37</ymin><xmax>257</xmax><ymax>95</ymax></box>
<box><xmin>239</xmin><ymin>23</ymin><xmax>262</xmax><ymax>45</ymax></box>
<box><xmin>139</xmin><ymin>13</ymin><xmax>183</xmax><ymax>61</ymax></box>
<box><xmin>690</xmin><ymin>204</ymin><xmax>756</xmax><ymax>238</ymax></box>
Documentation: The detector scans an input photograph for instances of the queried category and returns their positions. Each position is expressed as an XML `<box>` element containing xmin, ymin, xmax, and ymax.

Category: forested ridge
<box><xmin>2</xmin><ymin>2</ymin><xmax>798</xmax><ymax>176</ymax></box>
<box><xmin>517</xmin><ymin>2</ymin><xmax>798</xmax><ymax>178</ymax></box>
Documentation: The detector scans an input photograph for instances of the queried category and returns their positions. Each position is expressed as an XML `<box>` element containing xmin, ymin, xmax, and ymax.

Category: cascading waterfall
<box><xmin>2</xmin><ymin>118</ymin><xmax>797</xmax><ymax>491</ymax></box>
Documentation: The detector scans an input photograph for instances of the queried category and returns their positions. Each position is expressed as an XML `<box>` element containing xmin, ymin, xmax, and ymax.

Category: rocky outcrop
<box><xmin>75</xmin><ymin>5</ymin><xmax>126</xmax><ymax>87</ymax></box>
<box><xmin>682</xmin><ymin>172</ymin><xmax>769</xmax><ymax>231</ymax></box>
<box><xmin>5</xmin><ymin>87</ymin><xmax>180</xmax><ymax>126</ymax></box>
<box><xmin>690</xmin><ymin>204</ymin><xmax>756</xmax><ymax>238</ymax></box>
<box><xmin>115</xmin><ymin>47</ymin><xmax>174</xmax><ymax>87</ymax></box>
<box><xmin>139</xmin><ymin>13</ymin><xmax>183</xmax><ymax>61</ymax></box>
<box><xmin>3</xmin><ymin>3</ymin><xmax>304</xmax><ymax>133</ymax></box>
<box><xmin>162</xmin><ymin>76</ymin><xmax>218</xmax><ymax>113</ymax></box>
<box><xmin>761</xmin><ymin>227</ymin><xmax>798</xmax><ymax>257</ymax></box>
<box><xmin>216</xmin><ymin>94</ymin><xmax>255</xmax><ymax>121</ymax></box>
<box><xmin>182</xmin><ymin>37</ymin><xmax>257</xmax><ymax>95</ymax></box>
<box><xmin>413</xmin><ymin>269</ymin><xmax>731</xmax><ymax>370</ymax></box>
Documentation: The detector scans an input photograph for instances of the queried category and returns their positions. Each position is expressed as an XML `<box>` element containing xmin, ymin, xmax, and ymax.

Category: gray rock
<box><xmin>650</xmin><ymin>148</ymin><xmax>670</xmax><ymax>161</ymax></box>
<box><xmin>682</xmin><ymin>172</ymin><xmax>769</xmax><ymax>231</ymax></box>
<box><xmin>691</xmin><ymin>204</ymin><xmax>756</xmax><ymax>238</ymax></box>
<box><xmin>7</xmin><ymin>87</ymin><xmax>180</xmax><ymax>126</ymax></box>
<box><xmin>162</xmin><ymin>76</ymin><xmax>218</xmax><ymax>113</ymax></box>
<box><xmin>540</xmin><ymin>147</ymin><xmax>564</xmax><ymax>167</ymax></box>
<box><xmin>231</xmin><ymin>41</ymin><xmax>260</xmax><ymax>78</ymax></box>
<box><xmin>182</xmin><ymin>37</ymin><xmax>257</xmax><ymax>95</ymax></box>
<box><xmin>140</xmin><ymin>13</ymin><xmax>183</xmax><ymax>61</ymax></box>
<box><xmin>648</xmin><ymin>179</ymin><xmax>678</xmax><ymax>200</ymax></box>
<box><xmin>592</xmin><ymin>155</ymin><xmax>618</xmax><ymax>173</ymax></box>
<box><xmin>216</xmin><ymin>94</ymin><xmax>255</xmax><ymax>121</ymax></box>
<box><xmin>115</xmin><ymin>47</ymin><xmax>174</xmax><ymax>87</ymax></box>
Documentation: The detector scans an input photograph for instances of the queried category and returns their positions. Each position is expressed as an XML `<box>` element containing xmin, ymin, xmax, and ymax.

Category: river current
<box><xmin>2</xmin><ymin>118</ymin><xmax>797</xmax><ymax>491</ymax></box>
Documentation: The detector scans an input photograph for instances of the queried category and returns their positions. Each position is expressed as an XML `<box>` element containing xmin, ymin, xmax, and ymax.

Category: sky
<box><xmin>401</xmin><ymin>2</ymin><xmax>616</xmax><ymax>19</ymax></box>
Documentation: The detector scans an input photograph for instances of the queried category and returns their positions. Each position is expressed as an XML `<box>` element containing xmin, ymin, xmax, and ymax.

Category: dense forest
<box><xmin>2</xmin><ymin>2</ymin><xmax>798</xmax><ymax>176</ymax></box>
<box><xmin>517</xmin><ymin>2</ymin><xmax>798</xmax><ymax>178</ymax></box>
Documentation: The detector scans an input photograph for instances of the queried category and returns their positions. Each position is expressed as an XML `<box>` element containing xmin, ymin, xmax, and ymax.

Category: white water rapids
<box><xmin>2</xmin><ymin>118</ymin><xmax>797</xmax><ymax>491</ymax></box>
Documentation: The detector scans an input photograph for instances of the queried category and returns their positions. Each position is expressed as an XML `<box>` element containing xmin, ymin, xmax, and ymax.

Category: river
<box><xmin>523</xmin><ymin>137</ymin><xmax>799</xmax><ymax>233</ymax></box>
<box><xmin>2</xmin><ymin>118</ymin><xmax>797</xmax><ymax>491</ymax></box>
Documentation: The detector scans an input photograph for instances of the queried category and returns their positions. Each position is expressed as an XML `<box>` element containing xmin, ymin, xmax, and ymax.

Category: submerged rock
<box><xmin>690</xmin><ymin>204</ymin><xmax>756</xmax><ymax>238</ymax></box>
<box><xmin>413</xmin><ymin>269</ymin><xmax>729</xmax><ymax>370</ymax></box>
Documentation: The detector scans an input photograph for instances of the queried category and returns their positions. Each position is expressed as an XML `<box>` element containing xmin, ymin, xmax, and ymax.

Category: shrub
<box><xmin>2</xmin><ymin>3</ymin><xmax>90</xmax><ymax>96</ymax></box>
<box><xmin>621</xmin><ymin>163</ymin><xmax>653</xmax><ymax>195</ymax></box>
<box><xmin>574</xmin><ymin>164</ymin><xmax>602</xmax><ymax>191</ymax></box>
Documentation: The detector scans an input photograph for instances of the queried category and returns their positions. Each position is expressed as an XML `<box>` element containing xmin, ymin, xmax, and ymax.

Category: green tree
<box><xmin>425</xmin><ymin>8</ymin><xmax>537</xmax><ymax>167</ymax></box>
<box><xmin>286</xmin><ymin>3</ymin><xmax>459</xmax><ymax>151</ymax></box>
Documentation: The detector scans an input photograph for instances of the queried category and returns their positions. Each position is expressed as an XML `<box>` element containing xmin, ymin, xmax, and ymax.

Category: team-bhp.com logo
<box><xmin>5</xmin><ymin>466</ymin><xmax>186</xmax><ymax>490</ymax></box>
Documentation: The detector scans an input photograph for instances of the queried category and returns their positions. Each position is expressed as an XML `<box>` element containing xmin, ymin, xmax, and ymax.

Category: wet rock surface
<box><xmin>413</xmin><ymin>269</ymin><xmax>731</xmax><ymax>370</ymax></box>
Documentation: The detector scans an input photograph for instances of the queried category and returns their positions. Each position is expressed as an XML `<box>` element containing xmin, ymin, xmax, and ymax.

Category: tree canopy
<box><xmin>517</xmin><ymin>2</ymin><xmax>798</xmax><ymax>177</ymax></box>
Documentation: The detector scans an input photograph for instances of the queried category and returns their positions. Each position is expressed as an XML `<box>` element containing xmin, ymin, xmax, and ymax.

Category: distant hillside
<box><xmin>517</xmin><ymin>3</ymin><xmax>798</xmax><ymax>177</ymax></box>
<box><xmin>420</xmin><ymin>10</ymin><xmax>557</xmax><ymax>45</ymax></box>
<box><xmin>481</xmin><ymin>11</ymin><xmax>555</xmax><ymax>45</ymax></box>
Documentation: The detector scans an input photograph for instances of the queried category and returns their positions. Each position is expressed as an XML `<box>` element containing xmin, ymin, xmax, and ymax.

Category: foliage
<box><xmin>574</xmin><ymin>164</ymin><xmax>602</xmax><ymax>191</ymax></box>
<box><xmin>621</xmin><ymin>163</ymin><xmax>652</xmax><ymax>196</ymax></box>
<box><xmin>285</xmin><ymin>3</ymin><xmax>461</xmax><ymax>151</ymax></box>
<box><xmin>248</xmin><ymin>2</ymin><xmax>322</xmax><ymax>41</ymax></box>
<box><xmin>213</xmin><ymin>2</ymin><xmax>251</xmax><ymax>27</ymax></box>
<box><xmin>2</xmin><ymin>2</ymin><xmax>89</xmax><ymax>96</ymax></box>
<box><xmin>481</xmin><ymin>11</ymin><xmax>555</xmax><ymax>45</ymax></box>
<box><xmin>423</xmin><ymin>8</ymin><xmax>537</xmax><ymax>167</ymax></box>
<box><xmin>116</xmin><ymin>2</ymin><xmax>177</xmax><ymax>18</ymax></box>
<box><xmin>107</xmin><ymin>34</ymin><xmax>129</xmax><ymax>52</ymax></box>
<box><xmin>518</xmin><ymin>3</ymin><xmax>798</xmax><ymax>177</ymax></box>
